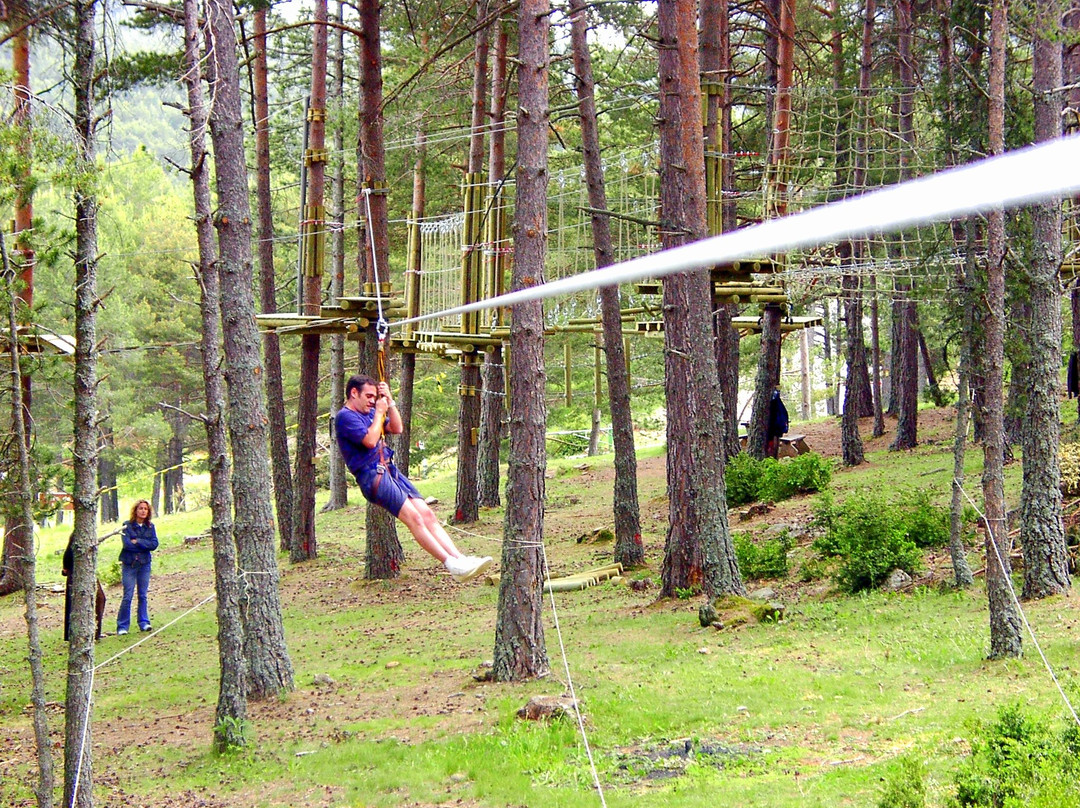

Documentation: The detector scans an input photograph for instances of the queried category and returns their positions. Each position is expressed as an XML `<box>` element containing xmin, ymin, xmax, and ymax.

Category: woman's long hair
<box><xmin>129</xmin><ymin>499</ymin><xmax>153</xmax><ymax>524</ymax></box>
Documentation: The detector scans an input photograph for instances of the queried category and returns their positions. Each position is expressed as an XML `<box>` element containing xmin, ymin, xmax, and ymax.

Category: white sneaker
<box><xmin>445</xmin><ymin>555</ymin><xmax>493</xmax><ymax>583</ymax></box>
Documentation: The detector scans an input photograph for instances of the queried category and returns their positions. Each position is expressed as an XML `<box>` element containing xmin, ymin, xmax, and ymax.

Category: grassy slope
<box><xmin>2</xmin><ymin>413</ymin><xmax>1079</xmax><ymax>807</ymax></box>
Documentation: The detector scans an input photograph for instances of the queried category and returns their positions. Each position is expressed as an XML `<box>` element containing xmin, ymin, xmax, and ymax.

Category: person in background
<box><xmin>116</xmin><ymin>499</ymin><xmax>158</xmax><ymax>635</ymax></box>
<box><xmin>335</xmin><ymin>374</ymin><xmax>493</xmax><ymax>582</ymax></box>
<box><xmin>766</xmin><ymin>388</ymin><xmax>790</xmax><ymax>460</ymax></box>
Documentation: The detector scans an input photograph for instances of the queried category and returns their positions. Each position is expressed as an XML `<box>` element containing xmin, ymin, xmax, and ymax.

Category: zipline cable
<box><xmin>955</xmin><ymin>481</ymin><xmax>1080</xmax><ymax>727</ymax></box>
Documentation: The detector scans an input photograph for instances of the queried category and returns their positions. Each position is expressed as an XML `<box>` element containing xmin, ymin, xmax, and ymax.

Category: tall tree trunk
<box><xmin>253</xmin><ymin>7</ymin><xmax>295</xmax><ymax>551</ymax></box>
<box><xmin>493</xmin><ymin>0</ymin><xmax>550</xmax><ymax>682</ymax></box>
<box><xmin>97</xmin><ymin>423</ymin><xmax>119</xmax><ymax>523</ymax></box>
<box><xmin>3</xmin><ymin>230</ymin><xmax>54</xmax><ymax>805</ymax></box>
<box><xmin>1020</xmin><ymin>0</ymin><xmax>1070</xmax><ymax>599</ymax></box>
<box><xmin>399</xmin><ymin>122</ymin><xmax>428</xmax><ymax>479</ymax></box>
<box><xmin>657</xmin><ymin>0</ymin><xmax>743</xmax><ymax>601</ymax></box>
<box><xmin>358</xmin><ymin>0</ymin><xmax>405</xmax><ymax>579</ymax></box>
<box><xmin>0</xmin><ymin>21</ymin><xmax>34</xmax><ymax>597</ymax></box>
<box><xmin>205</xmin><ymin>0</ymin><xmax>294</xmax><ymax>698</ymax></box>
<box><xmin>949</xmin><ymin>222</ymin><xmax>977</xmax><ymax>589</ymax></box>
<box><xmin>182</xmin><ymin>0</ymin><xmax>247</xmax><ymax>750</ymax></box>
<box><xmin>65</xmin><ymin>4</ymin><xmax>100</xmax><ymax>804</ymax></box>
<box><xmin>324</xmin><ymin>0</ymin><xmax>349</xmax><ymax>511</ymax></box>
<box><xmin>478</xmin><ymin>12</ymin><xmax>509</xmax><ymax>507</ymax></box>
<box><xmin>570</xmin><ymin>0</ymin><xmax>643</xmax><ymax>568</ymax></box>
<box><xmin>890</xmin><ymin>0</ymin><xmax>919</xmax><ymax>449</ymax></box>
<box><xmin>1067</xmin><ymin>0</ymin><xmax>1080</xmax><ymax>421</ymax></box>
<box><xmin>747</xmin><ymin>305</ymin><xmax>783</xmax><ymax>459</ymax></box>
<box><xmin>870</xmin><ymin>280</ymin><xmax>885</xmax><ymax>435</ymax></box>
<box><xmin>842</xmin><ymin>270</ymin><xmax>866</xmax><ymax>466</ymax></box>
<box><xmin>821</xmin><ymin>301</ymin><xmax>837</xmax><ymax>416</ymax></box>
<box><xmin>702</xmin><ymin>0</ymin><xmax>741</xmax><ymax>458</ymax></box>
<box><xmin>984</xmin><ymin>0</ymin><xmax>1023</xmax><ymax>658</ymax></box>
<box><xmin>453</xmin><ymin>0</ymin><xmax>492</xmax><ymax>525</ymax></box>
<box><xmin>891</xmin><ymin>297</ymin><xmax>919</xmax><ymax>448</ymax></box>
<box><xmin>164</xmin><ymin>407</ymin><xmax>186</xmax><ymax>513</ymax></box>
<box><xmin>292</xmin><ymin>0</ymin><xmax>329</xmax><ymax>563</ymax></box>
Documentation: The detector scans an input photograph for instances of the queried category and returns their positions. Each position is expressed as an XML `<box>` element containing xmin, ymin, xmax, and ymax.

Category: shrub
<box><xmin>951</xmin><ymin>704</ymin><xmax>1080</xmax><ymax>807</ymax></box>
<box><xmin>725</xmin><ymin>451</ymin><xmax>832</xmax><ymax>506</ymax></box>
<box><xmin>811</xmin><ymin>492</ymin><xmax>922</xmax><ymax>593</ymax></box>
<box><xmin>734</xmin><ymin>530</ymin><xmax>792</xmax><ymax>580</ymax></box>
<box><xmin>900</xmin><ymin>489</ymin><xmax>950</xmax><ymax>548</ymax></box>
<box><xmin>879</xmin><ymin>756</ymin><xmax>926</xmax><ymax>808</ymax></box>
<box><xmin>725</xmin><ymin>452</ymin><xmax>764</xmax><ymax>506</ymax></box>
<box><xmin>1061</xmin><ymin>443</ymin><xmax>1080</xmax><ymax>496</ymax></box>
<box><xmin>760</xmin><ymin>452</ymin><xmax>832</xmax><ymax>501</ymax></box>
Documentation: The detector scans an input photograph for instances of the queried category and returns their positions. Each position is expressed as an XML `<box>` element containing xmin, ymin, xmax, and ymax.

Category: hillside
<box><xmin>2</xmin><ymin>406</ymin><xmax>1078</xmax><ymax>808</ymax></box>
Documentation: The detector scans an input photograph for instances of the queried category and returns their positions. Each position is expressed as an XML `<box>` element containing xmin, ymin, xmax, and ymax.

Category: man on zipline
<box><xmin>336</xmin><ymin>374</ymin><xmax>493</xmax><ymax>582</ymax></box>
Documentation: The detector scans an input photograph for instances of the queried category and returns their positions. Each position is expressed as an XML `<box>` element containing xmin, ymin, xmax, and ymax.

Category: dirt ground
<box><xmin>0</xmin><ymin>407</ymin><xmax>962</xmax><ymax>807</ymax></box>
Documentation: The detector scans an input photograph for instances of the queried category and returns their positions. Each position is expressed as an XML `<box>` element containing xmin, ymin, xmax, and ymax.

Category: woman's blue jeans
<box><xmin>117</xmin><ymin>561</ymin><xmax>152</xmax><ymax>632</ymax></box>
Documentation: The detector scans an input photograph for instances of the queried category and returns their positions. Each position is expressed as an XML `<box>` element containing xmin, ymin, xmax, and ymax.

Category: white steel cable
<box><xmin>954</xmin><ymin>481</ymin><xmax>1080</xmax><ymax>728</ymax></box>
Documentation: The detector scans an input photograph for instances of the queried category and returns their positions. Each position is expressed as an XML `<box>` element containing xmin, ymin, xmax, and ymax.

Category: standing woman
<box><xmin>117</xmin><ymin>499</ymin><xmax>159</xmax><ymax>635</ymax></box>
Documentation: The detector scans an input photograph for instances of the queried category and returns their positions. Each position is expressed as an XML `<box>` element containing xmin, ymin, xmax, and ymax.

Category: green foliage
<box><xmin>725</xmin><ymin>452</ymin><xmax>765</xmax><ymax>505</ymax></box>
<box><xmin>951</xmin><ymin>704</ymin><xmax>1080</xmax><ymax>808</ymax></box>
<box><xmin>759</xmin><ymin>453</ymin><xmax>833</xmax><ymax>501</ymax></box>
<box><xmin>879</xmin><ymin>756</ymin><xmax>926</xmax><ymax>808</ymax></box>
<box><xmin>725</xmin><ymin>452</ymin><xmax>832</xmax><ymax>505</ymax></box>
<box><xmin>1060</xmin><ymin>443</ymin><xmax>1080</xmax><ymax>496</ymax></box>
<box><xmin>902</xmin><ymin>489</ymin><xmax>950</xmax><ymax>548</ymax></box>
<box><xmin>812</xmin><ymin>492</ymin><xmax>922</xmax><ymax>593</ymax></box>
<box><xmin>733</xmin><ymin>531</ymin><xmax>792</xmax><ymax>580</ymax></box>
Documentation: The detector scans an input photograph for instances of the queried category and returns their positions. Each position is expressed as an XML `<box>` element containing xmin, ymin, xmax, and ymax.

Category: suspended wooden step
<box><xmin>731</xmin><ymin>315</ymin><xmax>823</xmax><ymax>335</ymax></box>
<box><xmin>256</xmin><ymin>313</ymin><xmax>360</xmax><ymax>335</ymax></box>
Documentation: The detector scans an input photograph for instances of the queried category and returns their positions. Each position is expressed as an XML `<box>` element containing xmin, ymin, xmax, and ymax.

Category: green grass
<box><xmin>1</xmin><ymin>427</ymin><xmax>1076</xmax><ymax>807</ymax></box>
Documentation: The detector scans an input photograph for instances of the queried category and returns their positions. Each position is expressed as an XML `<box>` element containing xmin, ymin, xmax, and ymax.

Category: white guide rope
<box><xmin>394</xmin><ymin>135</ymin><xmax>1080</xmax><ymax>331</ymax></box>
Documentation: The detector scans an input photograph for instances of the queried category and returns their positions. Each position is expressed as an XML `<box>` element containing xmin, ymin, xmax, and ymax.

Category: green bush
<box><xmin>760</xmin><ymin>452</ymin><xmax>832</xmax><ymax>501</ymax></box>
<box><xmin>811</xmin><ymin>492</ymin><xmax>922</xmax><ymax>593</ymax></box>
<box><xmin>951</xmin><ymin>704</ymin><xmax>1080</xmax><ymax>807</ymax></box>
<box><xmin>725</xmin><ymin>452</ymin><xmax>764</xmax><ymax>506</ymax></box>
<box><xmin>725</xmin><ymin>451</ymin><xmax>832</xmax><ymax>505</ymax></box>
<box><xmin>901</xmin><ymin>489</ymin><xmax>950</xmax><ymax>548</ymax></box>
<box><xmin>734</xmin><ymin>530</ymin><xmax>793</xmax><ymax>580</ymax></box>
<box><xmin>880</xmin><ymin>756</ymin><xmax>926</xmax><ymax>808</ymax></box>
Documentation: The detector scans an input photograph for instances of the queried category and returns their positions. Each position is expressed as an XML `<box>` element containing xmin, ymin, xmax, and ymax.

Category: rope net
<box><xmin>408</xmin><ymin>86</ymin><xmax>1078</xmax><ymax>330</ymax></box>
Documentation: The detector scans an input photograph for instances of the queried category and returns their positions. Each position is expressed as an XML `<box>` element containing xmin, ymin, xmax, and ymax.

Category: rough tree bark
<box><xmin>702</xmin><ymin>0</ymin><xmax>741</xmax><ymax>457</ymax></box>
<box><xmin>205</xmin><ymin>0</ymin><xmax>294</xmax><ymax>698</ymax></box>
<box><xmin>291</xmin><ymin>0</ymin><xmax>329</xmax><ymax>563</ymax></box>
<box><xmin>398</xmin><ymin>122</ymin><xmax>427</xmax><ymax>479</ymax></box>
<box><xmin>65</xmin><ymin>4</ymin><xmax>100</xmax><ymax>804</ymax></box>
<box><xmin>841</xmin><ymin>270</ymin><xmax>866</xmax><ymax>466</ymax></box>
<box><xmin>358</xmin><ymin>0</ymin><xmax>405</xmax><ymax>578</ymax></box>
<box><xmin>890</xmin><ymin>0</ymin><xmax>919</xmax><ymax>450</ymax></box>
<box><xmin>1019</xmin><ymin>0</ymin><xmax>1070</xmax><ymax>599</ymax></box>
<box><xmin>97</xmin><ymin>423</ymin><xmax>119</xmax><ymax>523</ymax></box>
<box><xmin>324</xmin><ymin>0</ymin><xmax>349</xmax><ymax>510</ymax></box>
<box><xmin>746</xmin><ymin>305</ymin><xmax>783</xmax><ymax>460</ymax></box>
<box><xmin>949</xmin><ymin>222</ymin><xmax>977</xmax><ymax>589</ymax></box>
<box><xmin>657</xmin><ymin>0</ymin><xmax>743</xmax><ymax>601</ymax></box>
<box><xmin>253</xmin><ymin>6</ymin><xmax>295</xmax><ymax>551</ymax></box>
<box><xmin>453</xmin><ymin>0</ymin><xmax>491</xmax><ymax>526</ymax></box>
<box><xmin>478</xmin><ymin>10</ymin><xmax>509</xmax><ymax>507</ymax></box>
<box><xmin>182</xmin><ymin>0</ymin><xmax>247</xmax><ymax>750</ymax></box>
<box><xmin>3</xmin><ymin>227</ymin><xmax>54</xmax><ymax>805</ymax></box>
<box><xmin>984</xmin><ymin>0</ymin><xmax>1023</xmax><ymax>658</ymax></box>
<box><xmin>569</xmin><ymin>0</ymin><xmax>643</xmax><ymax>568</ymax></box>
<box><xmin>0</xmin><ymin>18</ymin><xmax>34</xmax><ymax>597</ymax></box>
<box><xmin>493</xmin><ymin>0</ymin><xmax>551</xmax><ymax>682</ymax></box>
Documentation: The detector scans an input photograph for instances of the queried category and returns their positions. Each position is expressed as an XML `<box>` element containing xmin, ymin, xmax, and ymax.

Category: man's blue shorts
<box><xmin>355</xmin><ymin>463</ymin><xmax>422</xmax><ymax>518</ymax></box>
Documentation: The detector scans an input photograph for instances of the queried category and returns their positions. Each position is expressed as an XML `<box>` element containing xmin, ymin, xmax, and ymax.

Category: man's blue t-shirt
<box><xmin>335</xmin><ymin>406</ymin><xmax>394</xmax><ymax>478</ymax></box>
